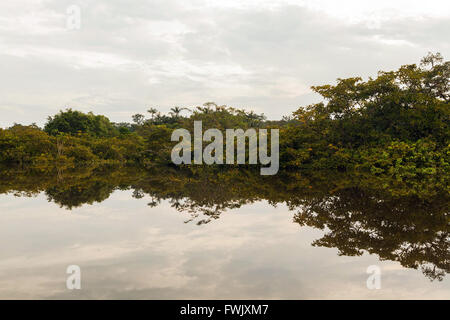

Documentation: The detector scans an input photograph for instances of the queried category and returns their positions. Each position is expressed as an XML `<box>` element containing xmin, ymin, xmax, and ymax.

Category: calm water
<box><xmin>0</xmin><ymin>166</ymin><xmax>448</xmax><ymax>299</ymax></box>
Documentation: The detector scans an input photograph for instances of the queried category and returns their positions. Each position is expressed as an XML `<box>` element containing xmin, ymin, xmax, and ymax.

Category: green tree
<box><xmin>44</xmin><ymin>109</ymin><xmax>118</xmax><ymax>137</ymax></box>
<box><xmin>147</xmin><ymin>108</ymin><xmax>158</xmax><ymax>120</ymax></box>
<box><xmin>132</xmin><ymin>113</ymin><xmax>145</xmax><ymax>125</ymax></box>
<box><xmin>169</xmin><ymin>106</ymin><xmax>188</xmax><ymax>119</ymax></box>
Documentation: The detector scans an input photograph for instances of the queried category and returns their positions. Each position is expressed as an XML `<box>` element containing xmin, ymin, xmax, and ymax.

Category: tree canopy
<box><xmin>44</xmin><ymin>109</ymin><xmax>118</xmax><ymax>137</ymax></box>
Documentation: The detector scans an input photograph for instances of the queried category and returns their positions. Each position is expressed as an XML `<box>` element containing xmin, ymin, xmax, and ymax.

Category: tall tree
<box><xmin>44</xmin><ymin>109</ymin><xmax>117</xmax><ymax>137</ymax></box>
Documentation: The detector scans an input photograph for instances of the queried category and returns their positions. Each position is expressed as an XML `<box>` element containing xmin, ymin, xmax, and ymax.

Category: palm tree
<box><xmin>147</xmin><ymin>107</ymin><xmax>158</xmax><ymax>120</ymax></box>
<box><xmin>169</xmin><ymin>106</ymin><xmax>188</xmax><ymax>118</ymax></box>
<box><xmin>196</xmin><ymin>106</ymin><xmax>213</xmax><ymax>114</ymax></box>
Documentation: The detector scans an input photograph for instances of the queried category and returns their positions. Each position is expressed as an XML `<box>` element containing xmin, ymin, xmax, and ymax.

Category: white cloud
<box><xmin>0</xmin><ymin>0</ymin><xmax>449</xmax><ymax>127</ymax></box>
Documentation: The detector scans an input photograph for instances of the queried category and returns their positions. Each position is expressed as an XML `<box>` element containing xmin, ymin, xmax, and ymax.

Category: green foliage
<box><xmin>180</xmin><ymin>102</ymin><xmax>266</xmax><ymax>130</ymax></box>
<box><xmin>0</xmin><ymin>124</ymin><xmax>54</xmax><ymax>165</ymax></box>
<box><xmin>280</xmin><ymin>53</ymin><xmax>449</xmax><ymax>178</ymax></box>
<box><xmin>354</xmin><ymin>139</ymin><xmax>450</xmax><ymax>197</ymax></box>
<box><xmin>45</xmin><ymin>109</ymin><xmax>119</xmax><ymax>137</ymax></box>
<box><xmin>0</xmin><ymin>126</ymin><xmax>144</xmax><ymax>167</ymax></box>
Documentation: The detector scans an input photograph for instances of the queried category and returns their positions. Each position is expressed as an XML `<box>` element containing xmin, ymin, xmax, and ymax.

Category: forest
<box><xmin>0</xmin><ymin>53</ymin><xmax>448</xmax><ymax>197</ymax></box>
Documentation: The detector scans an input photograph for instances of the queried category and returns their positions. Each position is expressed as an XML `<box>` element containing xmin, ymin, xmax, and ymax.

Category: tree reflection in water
<box><xmin>0</xmin><ymin>164</ymin><xmax>448</xmax><ymax>281</ymax></box>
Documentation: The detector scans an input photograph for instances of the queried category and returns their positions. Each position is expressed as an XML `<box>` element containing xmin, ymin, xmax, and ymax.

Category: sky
<box><xmin>0</xmin><ymin>0</ymin><xmax>449</xmax><ymax>127</ymax></box>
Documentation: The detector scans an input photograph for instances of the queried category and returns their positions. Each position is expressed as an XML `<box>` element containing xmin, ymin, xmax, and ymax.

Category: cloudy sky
<box><xmin>0</xmin><ymin>0</ymin><xmax>449</xmax><ymax>127</ymax></box>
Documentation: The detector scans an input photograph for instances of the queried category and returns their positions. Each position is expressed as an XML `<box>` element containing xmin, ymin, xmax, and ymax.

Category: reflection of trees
<box><xmin>292</xmin><ymin>188</ymin><xmax>449</xmax><ymax>281</ymax></box>
<box><xmin>136</xmin><ymin>167</ymin><xmax>262</xmax><ymax>224</ymax></box>
<box><xmin>0</xmin><ymin>165</ymin><xmax>141</xmax><ymax>209</ymax></box>
<box><xmin>172</xmin><ymin>198</ymin><xmax>250</xmax><ymax>225</ymax></box>
<box><xmin>46</xmin><ymin>181</ymin><xmax>115</xmax><ymax>209</ymax></box>
<box><xmin>0</xmin><ymin>165</ymin><xmax>448</xmax><ymax>280</ymax></box>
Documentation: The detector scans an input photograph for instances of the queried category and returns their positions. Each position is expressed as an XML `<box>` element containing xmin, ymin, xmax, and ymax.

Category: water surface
<box><xmin>0</xmin><ymin>166</ymin><xmax>448</xmax><ymax>299</ymax></box>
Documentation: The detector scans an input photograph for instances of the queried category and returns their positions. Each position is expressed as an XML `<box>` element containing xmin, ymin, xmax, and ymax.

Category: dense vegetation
<box><xmin>0</xmin><ymin>53</ymin><xmax>448</xmax><ymax>195</ymax></box>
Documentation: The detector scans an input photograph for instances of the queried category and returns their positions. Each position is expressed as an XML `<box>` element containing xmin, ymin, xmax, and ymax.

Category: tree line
<box><xmin>0</xmin><ymin>53</ymin><xmax>448</xmax><ymax>191</ymax></box>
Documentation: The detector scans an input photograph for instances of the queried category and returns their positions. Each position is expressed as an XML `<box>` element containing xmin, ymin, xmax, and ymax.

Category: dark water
<box><xmin>0</xmin><ymin>166</ymin><xmax>448</xmax><ymax>299</ymax></box>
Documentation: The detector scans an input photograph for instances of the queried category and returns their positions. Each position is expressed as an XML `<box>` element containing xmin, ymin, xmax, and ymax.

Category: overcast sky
<box><xmin>0</xmin><ymin>0</ymin><xmax>449</xmax><ymax>127</ymax></box>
